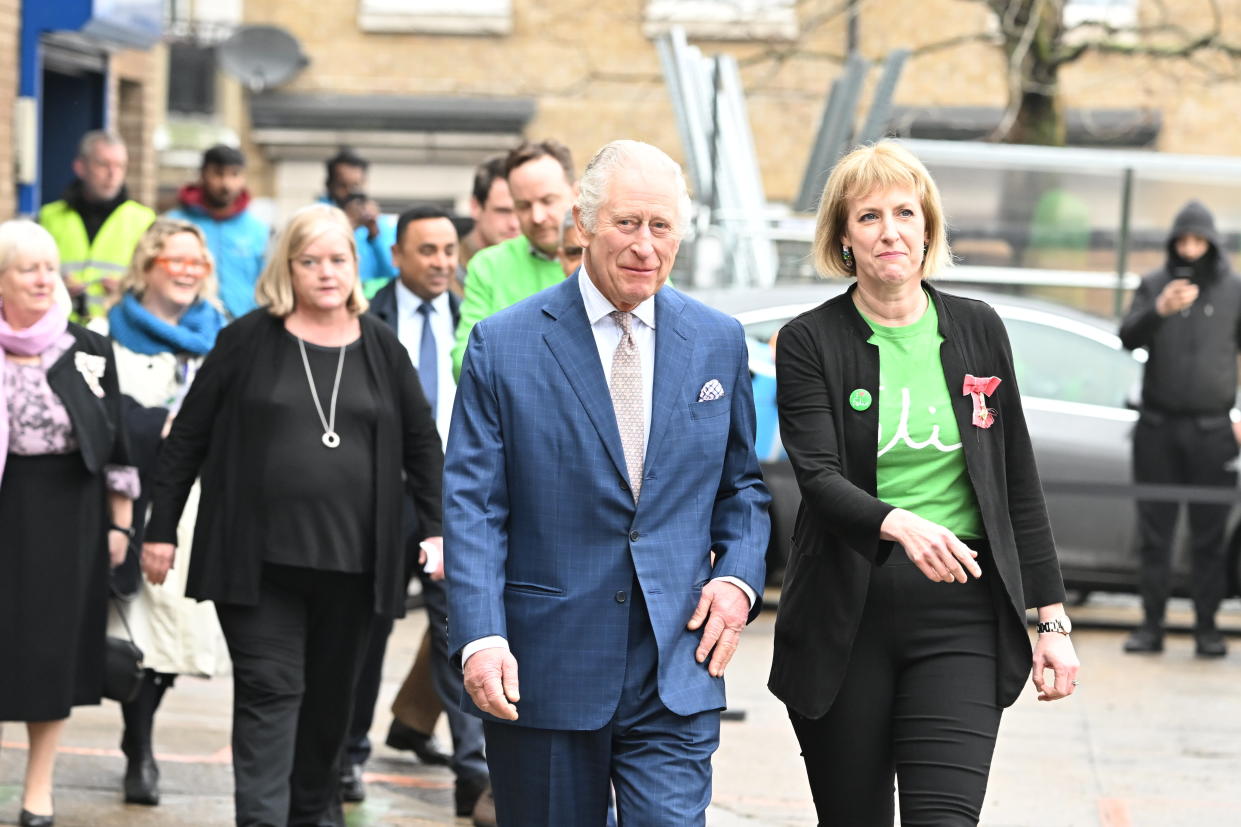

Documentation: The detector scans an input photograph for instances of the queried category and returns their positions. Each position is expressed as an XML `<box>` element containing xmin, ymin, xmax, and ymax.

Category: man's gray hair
<box><xmin>77</xmin><ymin>130</ymin><xmax>125</xmax><ymax>161</ymax></box>
<box><xmin>576</xmin><ymin>140</ymin><xmax>693</xmax><ymax>237</ymax></box>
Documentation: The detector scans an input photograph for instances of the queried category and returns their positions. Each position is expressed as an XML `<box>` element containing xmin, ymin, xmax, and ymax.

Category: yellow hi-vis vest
<box><xmin>38</xmin><ymin>198</ymin><xmax>155</xmax><ymax>321</ymax></box>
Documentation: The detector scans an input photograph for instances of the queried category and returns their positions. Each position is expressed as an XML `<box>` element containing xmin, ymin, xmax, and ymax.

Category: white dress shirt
<box><xmin>395</xmin><ymin>281</ymin><xmax>456</xmax><ymax>450</ymax></box>
<box><xmin>462</xmin><ymin>269</ymin><xmax>755</xmax><ymax>667</ymax></box>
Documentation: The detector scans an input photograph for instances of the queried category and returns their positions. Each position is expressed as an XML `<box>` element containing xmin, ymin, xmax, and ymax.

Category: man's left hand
<box><xmin>687</xmin><ymin>580</ymin><xmax>749</xmax><ymax>678</ymax></box>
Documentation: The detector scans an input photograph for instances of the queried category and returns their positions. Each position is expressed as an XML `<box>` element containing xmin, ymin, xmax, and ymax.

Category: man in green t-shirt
<box><xmin>451</xmin><ymin>140</ymin><xmax>577</xmax><ymax>379</ymax></box>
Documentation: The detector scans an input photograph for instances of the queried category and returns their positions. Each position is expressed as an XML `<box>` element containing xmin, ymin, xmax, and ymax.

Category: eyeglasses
<box><xmin>560</xmin><ymin>246</ymin><xmax>584</xmax><ymax>258</ymax></box>
<box><xmin>154</xmin><ymin>256</ymin><xmax>210</xmax><ymax>276</ymax></box>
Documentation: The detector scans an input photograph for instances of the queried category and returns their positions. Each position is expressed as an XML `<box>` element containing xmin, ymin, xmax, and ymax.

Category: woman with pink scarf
<box><xmin>0</xmin><ymin>220</ymin><xmax>137</xmax><ymax>827</ymax></box>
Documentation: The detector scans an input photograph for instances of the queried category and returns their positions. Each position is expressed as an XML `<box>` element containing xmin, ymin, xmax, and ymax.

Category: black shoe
<box><xmin>123</xmin><ymin>753</ymin><xmax>160</xmax><ymax>806</ymax></box>
<box><xmin>19</xmin><ymin>809</ymin><xmax>54</xmax><ymax>827</ymax></box>
<box><xmin>385</xmin><ymin>719</ymin><xmax>450</xmax><ymax>765</ymax></box>
<box><xmin>339</xmin><ymin>764</ymin><xmax>366</xmax><ymax>802</ymax></box>
<box><xmin>1195</xmin><ymin>629</ymin><xmax>1228</xmax><ymax>658</ymax></box>
<box><xmin>455</xmin><ymin>775</ymin><xmax>490</xmax><ymax>818</ymax></box>
<box><xmin>1123</xmin><ymin>626</ymin><xmax>1164</xmax><ymax>653</ymax></box>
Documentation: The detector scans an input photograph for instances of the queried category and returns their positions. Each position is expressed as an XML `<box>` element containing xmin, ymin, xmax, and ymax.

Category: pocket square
<box><xmin>697</xmin><ymin>379</ymin><xmax>725</xmax><ymax>402</ymax></box>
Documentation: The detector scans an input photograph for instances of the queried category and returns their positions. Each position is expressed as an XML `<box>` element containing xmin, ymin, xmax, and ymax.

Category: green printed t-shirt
<box><xmin>863</xmin><ymin>295</ymin><xmax>984</xmax><ymax>539</ymax></box>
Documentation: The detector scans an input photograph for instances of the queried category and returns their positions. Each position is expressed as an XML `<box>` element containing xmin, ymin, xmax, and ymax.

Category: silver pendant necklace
<box><xmin>297</xmin><ymin>336</ymin><xmax>346</xmax><ymax>448</ymax></box>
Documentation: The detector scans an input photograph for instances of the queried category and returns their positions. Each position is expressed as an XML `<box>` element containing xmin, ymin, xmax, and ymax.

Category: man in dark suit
<box><xmin>342</xmin><ymin>206</ymin><xmax>490</xmax><ymax>822</ymax></box>
<box><xmin>445</xmin><ymin>141</ymin><xmax>770</xmax><ymax>824</ymax></box>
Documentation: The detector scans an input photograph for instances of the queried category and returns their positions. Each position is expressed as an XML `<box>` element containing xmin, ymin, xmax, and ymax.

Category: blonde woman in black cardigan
<box><xmin>769</xmin><ymin>142</ymin><xmax>1079</xmax><ymax>826</ymax></box>
<box><xmin>144</xmin><ymin>204</ymin><xmax>443</xmax><ymax>827</ymax></box>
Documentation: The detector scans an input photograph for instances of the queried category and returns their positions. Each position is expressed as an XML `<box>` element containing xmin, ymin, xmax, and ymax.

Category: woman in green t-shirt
<box><xmin>769</xmin><ymin>141</ymin><xmax>1080</xmax><ymax>826</ymax></box>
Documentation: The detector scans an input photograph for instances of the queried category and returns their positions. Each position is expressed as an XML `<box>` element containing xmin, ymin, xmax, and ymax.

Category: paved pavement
<box><xmin>2</xmin><ymin>596</ymin><xmax>1239</xmax><ymax>826</ymax></box>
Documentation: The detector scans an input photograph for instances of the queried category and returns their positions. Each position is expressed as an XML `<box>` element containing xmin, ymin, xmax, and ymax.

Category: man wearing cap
<box><xmin>166</xmin><ymin>145</ymin><xmax>270</xmax><ymax>320</ymax></box>
<box><xmin>1120</xmin><ymin>199</ymin><xmax>1241</xmax><ymax>658</ymax></box>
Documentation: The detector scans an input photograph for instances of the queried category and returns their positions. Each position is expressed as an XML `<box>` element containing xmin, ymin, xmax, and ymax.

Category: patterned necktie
<box><xmin>609</xmin><ymin>310</ymin><xmax>644</xmax><ymax>502</ymax></box>
<box><xmin>416</xmin><ymin>302</ymin><xmax>437</xmax><ymax>418</ymax></box>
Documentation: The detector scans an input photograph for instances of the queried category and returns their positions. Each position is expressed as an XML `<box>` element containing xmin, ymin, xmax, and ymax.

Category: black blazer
<box><xmin>145</xmin><ymin>310</ymin><xmax>444</xmax><ymax>619</ymax></box>
<box><xmin>45</xmin><ymin>324</ymin><xmax>131</xmax><ymax>476</ymax></box>
<box><xmin>367</xmin><ymin>278</ymin><xmax>462</xmax><ymax>334</ymax></box>
<box><xmin>768</xmin><ymin>283</ymin><xmax>1066</xmax><ymax>717</ymax></box>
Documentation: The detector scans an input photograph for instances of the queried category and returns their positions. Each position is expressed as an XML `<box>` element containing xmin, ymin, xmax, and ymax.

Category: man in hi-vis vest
<box><xmin>39</xmin><ymin>131</ymin><xmax>155</xmax><ymax>321</ymax></box>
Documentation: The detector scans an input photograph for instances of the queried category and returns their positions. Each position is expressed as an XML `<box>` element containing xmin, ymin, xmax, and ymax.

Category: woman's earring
<box><xmin>842</xmin><ymin>246</ymin><xmax>854</xmax><ymax>269</ymax></box>
<box><xmin>923</xmin><ymin>242</ymin><xmax>929</xmax><ymax>257</ymax></box>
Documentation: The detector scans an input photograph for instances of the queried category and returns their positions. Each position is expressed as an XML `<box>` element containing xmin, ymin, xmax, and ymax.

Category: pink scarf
<box><xmin>0</xmin><ymin>298</ymin><xmax>71</xmax><ymax>486</ymax></box>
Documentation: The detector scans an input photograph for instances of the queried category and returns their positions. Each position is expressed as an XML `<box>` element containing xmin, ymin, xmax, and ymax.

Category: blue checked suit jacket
<box><xmin>445</xmin><ymin>274</ymin><xmax>770</xmax><ymax>730</ymax></box>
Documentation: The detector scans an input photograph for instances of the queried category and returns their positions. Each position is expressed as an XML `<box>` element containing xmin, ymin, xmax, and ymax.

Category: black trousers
<box><xmin>215</xmin><ymin>564</ymin><xmax>373</xmax><ymax>827</ymax></box>
<box><xmin>1133</xmin><ymin>412</ymin><xmax>1238</xmax><ymax>628</ymax></box>
<box><xmin>789</xmin><ymin>543</ymin><xmax>1002</xmax><ymax>827</ymax></box>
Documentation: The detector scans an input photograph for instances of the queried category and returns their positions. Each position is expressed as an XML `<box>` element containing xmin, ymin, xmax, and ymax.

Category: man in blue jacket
<box><xmin>446</xmin><ymin>140</ymin><xmax>769</xmax><ymax>825</ymax></box>
<box><xmin>166</xmin><ymin>145</ymin><xmax>269</xmax><ymax>320</ymax></box>
<box><xmin>319</xmin><ymin>148</ymin><xmax>398</xmax><ymax>299</ymax></box>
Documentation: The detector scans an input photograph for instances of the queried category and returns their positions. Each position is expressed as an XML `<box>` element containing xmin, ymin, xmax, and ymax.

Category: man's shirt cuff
<box><xmin>462</xmin><ymin>636</ymin><xmax>509</xmax><ymax>666</ymax></box>
<box><xmin>714</xmin><ymin>576</ymin><xmax>757</xmax><ymax>609</ymax></box>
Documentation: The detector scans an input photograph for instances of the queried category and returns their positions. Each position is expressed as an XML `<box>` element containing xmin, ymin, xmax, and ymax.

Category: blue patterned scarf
<box><xmin>108</xmin><ymin>292</ymin><xmax>224</xmax><ymax>356</ymax></box>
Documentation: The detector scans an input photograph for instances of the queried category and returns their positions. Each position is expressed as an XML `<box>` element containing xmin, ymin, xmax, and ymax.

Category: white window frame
<box><xmin>643</xmin><ymin>0</ymin><xmax>797</xmax><ymax>42</ymax></box>
<box><xmin>357</xmin><ymin>0</ymin><xmax>512</xmax><ymax>36</ymax></box>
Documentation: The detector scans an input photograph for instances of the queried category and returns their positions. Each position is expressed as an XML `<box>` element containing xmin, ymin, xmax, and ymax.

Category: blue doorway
<box><xmin>40</xmin><ymin>67</ymin><xmax>105</xmax><ymax>207</ymax></box>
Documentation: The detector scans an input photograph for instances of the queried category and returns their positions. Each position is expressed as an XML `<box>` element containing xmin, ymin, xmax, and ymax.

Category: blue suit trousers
<box><xmin>483</xmin><ymin>585</ymin><xmax>720</xmax><ymax>825</ymax></box>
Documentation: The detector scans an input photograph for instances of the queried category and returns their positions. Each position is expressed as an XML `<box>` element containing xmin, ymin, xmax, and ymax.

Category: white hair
<box><xmin>576</xmin><ymin>140</ymin><xmax>693</xmax><ymax>237</ymax></box>
<box><xmin>0</xmin><ymin>219</ymin><xmax>58</xmax><ymax>273</ymax></box>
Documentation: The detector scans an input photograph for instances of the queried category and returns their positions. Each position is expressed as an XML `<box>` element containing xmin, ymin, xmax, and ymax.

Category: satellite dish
<box><xmin>217</xmin><ymin>25</ymin><xmax>309</xmax><ymax>92</ymax></box>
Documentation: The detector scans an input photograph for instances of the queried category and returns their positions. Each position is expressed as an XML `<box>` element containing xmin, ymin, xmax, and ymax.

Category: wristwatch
<box><xmin>109</xmin><ymin>523</ymin><xmax>135</xmax><ymax>539</ymax></box>
<box><xmin>1036</xmin><ymin>616</ymin><xmax>1072</xmax><ymax>635</ymax></box>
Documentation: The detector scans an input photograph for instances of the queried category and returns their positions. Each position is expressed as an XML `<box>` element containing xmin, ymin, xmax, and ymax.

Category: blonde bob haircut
<box><xmin>257</xmin><ymin>203</ymin><xmax>367</xmax><ymax>317</ymax></box>
<box><xmin>812</xmin><ymin>140</ymin><xmax>952</xmax><ymax>279</ymax></box>
<box><xmin>118</xmin><ymin>218</ymin><xmax>219</xmax><ymax>307</ymax></box>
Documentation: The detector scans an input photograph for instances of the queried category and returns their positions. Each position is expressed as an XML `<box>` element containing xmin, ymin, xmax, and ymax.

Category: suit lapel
<box><xmin>645</xmin><ymin>288</ymin><xmax>691</xmax><ymax>469</ymax></box>
<box><xmin>542</xmin><ymin>277</ymin><xmax>630</xmax><ymax>485</ymax></box>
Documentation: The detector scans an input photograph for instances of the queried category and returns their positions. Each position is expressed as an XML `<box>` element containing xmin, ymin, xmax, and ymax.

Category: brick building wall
<box><xmin>240</xmin><ymin>0</ymin><xmax>1241</xmax><ymax>204</ymax></box>
<box><xmin>110</xmin><ymin>46</ymin><xmax>164</xmax><ymax>209</ymax></box>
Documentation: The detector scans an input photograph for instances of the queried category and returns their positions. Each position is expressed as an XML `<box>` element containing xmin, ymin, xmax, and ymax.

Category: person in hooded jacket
<box><xmin>165</xmin><ymin>145</ymin><xmax>269</xmax><ymax>321</ymax></box>
<box><xmin>1119</xmin><ymin>200</ymin><xmax>1241</xmax><ymax>658</ymax></box>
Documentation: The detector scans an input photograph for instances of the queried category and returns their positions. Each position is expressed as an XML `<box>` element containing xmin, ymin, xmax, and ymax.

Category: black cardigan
<box><xmin>45</xmin><ymin>324</ymin><xmax>131</xmax><ymax>477</ymax></box>
<box><xmin>145</xmin><ymin>310</ymin><xmax>444</xmax><ymax>619</ymax></box>
<box><xmin>768</xmin><ymin>283</ymin><xmax>1066</xmax><ymax>716</ymax></box>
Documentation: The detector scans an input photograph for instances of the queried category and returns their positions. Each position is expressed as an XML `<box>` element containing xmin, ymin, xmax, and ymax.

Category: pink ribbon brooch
<box><xmin>962</xmin><ymin>374</ymin><xmax>1001</xmax><ymax>429</ymax></box>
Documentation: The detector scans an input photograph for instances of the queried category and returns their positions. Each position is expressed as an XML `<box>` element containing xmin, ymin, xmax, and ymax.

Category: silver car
<box><xmin>693</xmin><ymin>282</ymin><xmax>1241</xmax><ymax>596</ymax></box>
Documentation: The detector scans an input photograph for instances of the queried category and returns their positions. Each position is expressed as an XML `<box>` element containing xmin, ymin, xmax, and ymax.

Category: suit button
<box><xmin>620</xmin><ymin>480</ymin><xmax>629</xmax><ymax>491</ymax></box>
<box><xmin>615</xmin><ymin>591</ymin><xmax>627</xmax><ymax>603</ymax></box>
<box><xmin>629</xmin><ymin>530</ymin><xmax>640</xmax><ymax>542</ymax></box>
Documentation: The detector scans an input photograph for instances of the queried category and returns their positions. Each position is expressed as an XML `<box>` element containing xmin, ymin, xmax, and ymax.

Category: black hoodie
<box><xmin>1120</xmin><ymin>200</ymin><xmax>1241</xmax><ymax>415</ymax></box>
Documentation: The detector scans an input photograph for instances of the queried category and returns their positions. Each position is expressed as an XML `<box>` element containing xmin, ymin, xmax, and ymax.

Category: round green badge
<box><xmin>849</xmin><ymin>388</ymin><xmax>872</xmax><ymax>411</ymax></box>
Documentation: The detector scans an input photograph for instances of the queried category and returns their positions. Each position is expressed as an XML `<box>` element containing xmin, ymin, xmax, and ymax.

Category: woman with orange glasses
<box><xmin>98</xmin><ymin>218</ymin><xmax>228</xmax><ymax>807</ymax></box>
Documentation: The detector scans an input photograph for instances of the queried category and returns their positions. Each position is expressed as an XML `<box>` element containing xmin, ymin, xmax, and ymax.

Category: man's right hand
<box><xmin>1155</xmin><ymin>277</ymin><xmax>1198</xmax><ymax>316</ymax></box>
<box><xmin>463</xmin><ymin>647</ymin><xmax>520</xmax><ymax>721</ymax></box>
<box><xmin>343</xmin><ymin>197</ymin><xmax>381</xmax><ymax>238</ymax></box>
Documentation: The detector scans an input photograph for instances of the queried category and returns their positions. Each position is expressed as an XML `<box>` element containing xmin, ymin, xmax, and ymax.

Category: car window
<box><xmin>1002</xmin><ymin>317</ymin><xmax>1140</xmax><ymax>409</ymax></box>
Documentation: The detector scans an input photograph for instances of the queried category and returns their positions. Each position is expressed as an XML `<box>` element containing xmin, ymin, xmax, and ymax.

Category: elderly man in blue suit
<box><xmin>444</xmin><ymin>139</ymin><xmax>771</xmax><ymax>824</ymax></box>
